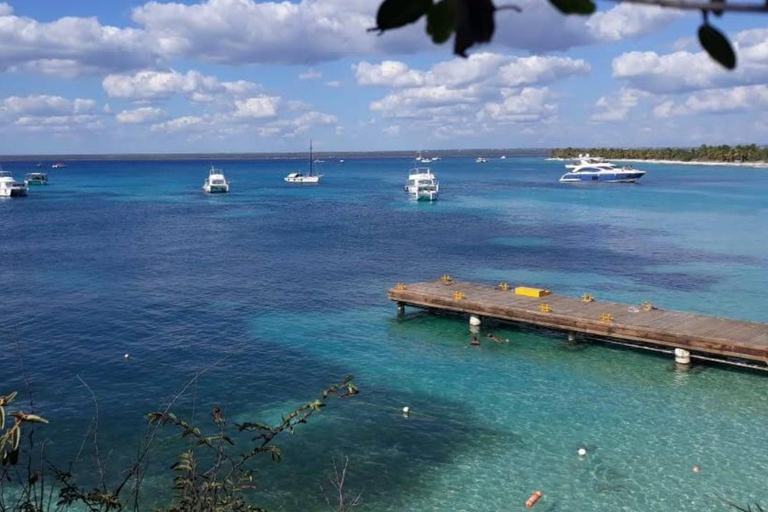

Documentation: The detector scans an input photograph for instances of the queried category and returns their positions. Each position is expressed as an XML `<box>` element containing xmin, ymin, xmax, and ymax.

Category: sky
<box><xmin>1</xmin><ymin>0</ymin><xmax>767</xmax><ymax>154</ymax></box>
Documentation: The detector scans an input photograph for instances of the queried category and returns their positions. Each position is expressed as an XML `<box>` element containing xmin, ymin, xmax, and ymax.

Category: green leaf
<box><xmin>427</xmin><ymin>0</ymin><xmax>457</xmax><ymax>44</ymax></box>
<box><xmin>454</xmin><ymin>0</ymin><xmax>496</xmax><ymax>57</ymax></box>
<box><xmin>698</xmin><ymin>24</ymin><xmax>736</xmax><ymax>70</ymax></box>
<box><xmin>374</xmin><ymin>0</ymin><xmax>432</xmax><ymax>32</ymax></box>
<box><xmin>548</xmin><ymin>0</ymin><xmax>596</xmax><ymax>15</ymax></box>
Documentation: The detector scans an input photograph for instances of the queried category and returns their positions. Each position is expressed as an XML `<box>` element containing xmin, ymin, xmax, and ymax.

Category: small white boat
<box><xmin>51</xmin><ymin>163</ymin><xmax>66</xmax><ymax>169</ymax></box>
<box><xmin>476</xmin><ymin>157</ymin><xmax>488</xmax><ymax>164</ymax></box>
<box><xmin>404</xmin><ymin>167</ymin><xmax>439</xmax><ymax>201</ymax></box>
<box><xmin>285</xmin><ymin>140</ymin><xmax>323</xmax><ymax>184</ymax></box>
<box><xmin>25</xmin><ymin>173</ymin><xmax>49</xmax><ymax>186</ymax></box>
<box><xmin>0</xmin><ymin>168</ymin><xmax>28</xmax><ymax>197</ymax></box>
<box><xmin>202</xmin><ymin>165</ymin><xmax>230</xmax><ymax>193</ymax></box>
<box><xmin>500</xmin><ymin>155</ymin><xmax>507</xmax><ymax>160</ymax></box>
<box><xmin>559</xmin><ymin>154</ymin><xmax>646</xmax><ymax>183</ymax></box>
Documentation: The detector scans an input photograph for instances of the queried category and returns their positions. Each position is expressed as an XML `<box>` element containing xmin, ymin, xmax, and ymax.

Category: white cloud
<box><xmin>585</xmin><ymin>4</ymin><xmax>683</xmax><ymax>42</ymax></box>
<box><xmin>116</xmin><ymin>106</ymin><xmax>164</xmax><ymax>124</ymax></box>
<box><xmin>654</xmin><ymin>85</ymin><xmax>768</xmax><ymax>117</ymax></box>
<box><xmin>299</xmin><ymin>68</ymin><xmax>322</xmax><ymax>80</ymax></box>
<box><xmin>102</xmin><ymin>69</ymin><xmax>259</xmax><ymax>101</ymax></box>
<box><xmin>359</xmin><ymin>53</ymin><xmax>587</xmax><ymax>128</ymax></box>
<box><xmin>355</xmin><ymin>53</ymin><xmax>589</xmax><ymax>90</ymax></box>
<box><xmin>591</xmin><ymin>88</ymin><xmax>647</xmax><ymax>122</ymax></box>
<box><xmin>480</xmin><ymin>87</ymin><xmax>557</xmax><ymax>123</ymax></box>
<box><xmin>325</xmin><ymin>81</ymin><xmax>341</xmax><ymax>88</ymax></box>
<box><xmin>0</xmin><ymin>95</ymin><xmax>97</xmax><ymax>118</ymax></box>
<box><xmin>151</xmin><ymin>115</ymin><xmax>207</xmax><ymax>134</ymax></box>
<box><xmin>233</xmin><ymin>96</ymin><xmax>280</xmax><ymax>118</ymax></box>
<box><xmin>0</xmin><ymin>3</ymin><xmax>160</xmax><ymax>77</ymax></box>
<box><xmin>613</xmin><ymin>28</ymin><xmax>768</xmax><ymax>94</ymax></box>
<box><xmin>383</xmin><ymin>125</ymin><xmax>400</xmax><ymax>136</ymax></box>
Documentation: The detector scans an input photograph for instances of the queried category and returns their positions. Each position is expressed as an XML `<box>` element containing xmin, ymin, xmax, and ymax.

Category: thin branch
<box><xmin>608</xmin><ymin>0</ymin><xmax>768</xmax><ymax>13</ymax></box>
<box><xmin>76</xmin><ymin>375</ymin><xmax>107</xmax><ymax>492</ymax></box>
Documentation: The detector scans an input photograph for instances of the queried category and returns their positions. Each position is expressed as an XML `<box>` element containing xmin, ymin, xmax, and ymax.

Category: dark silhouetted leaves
<box><xmin>374</xmin><ymin>0</ymin><xmax>433</xmax><ymax>32</ymax></box>
<box><xmin>454</xmin><ymin>0</ymin><xmax>495</xmax><ymax>57</ymax></box>
<box><xmin>427</xmin><ymin>0</ymin><xmax>457</xmax><ymax>44</ymax></box>
<box><xmin>699</xmin><ymin>24</ymin><xmax>736</xmax><ymax>69</ymax></box>
<box><xmin>548</xmin><ymin>0</ymin><xmax>596</xmax><ymax>15</ymax></box>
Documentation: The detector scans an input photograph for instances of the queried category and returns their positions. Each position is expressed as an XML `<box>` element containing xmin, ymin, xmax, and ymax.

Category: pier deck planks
<box><xmin>388</xmin><ymin>280</ymin><xmax>768</xmax><ymax>363</ymax></box>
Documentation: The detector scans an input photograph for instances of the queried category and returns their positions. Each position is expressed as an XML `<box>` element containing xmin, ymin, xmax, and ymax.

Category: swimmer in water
<box><xmin>486</xmin><ymin>332</ymin><xmax>509</xmax><ymax>344</ymax></box>
<box><xmin>469</xmin><ymin>336</ymin><xmax>480</xmax><ymax>347</ymax></box>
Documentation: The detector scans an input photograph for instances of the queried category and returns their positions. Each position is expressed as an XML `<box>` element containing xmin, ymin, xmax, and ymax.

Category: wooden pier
<box><xmin>388</xmin><ymin>279</ymin><xmax>768</xmax><ymax>366</ymax></box>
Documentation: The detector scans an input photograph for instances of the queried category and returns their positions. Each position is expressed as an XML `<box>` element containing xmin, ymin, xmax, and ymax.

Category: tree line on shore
<box><xmin>550</xmin><ymin>145</ymin><xmax>768</xmax><ymax>163</ymax></box>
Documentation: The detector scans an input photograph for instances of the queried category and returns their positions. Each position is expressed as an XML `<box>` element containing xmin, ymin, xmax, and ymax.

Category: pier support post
<box><xmin>397</xmin><ymin>302</ymin><xmax>405</xmax><ymax>318</ymax></box>
<box><xmin>674</xmin><ymin>348</ymin><xmax>691</xmax><ymax>366</ymax></box>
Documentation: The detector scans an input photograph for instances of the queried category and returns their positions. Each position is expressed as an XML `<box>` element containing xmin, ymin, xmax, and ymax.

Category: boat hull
<box><xmin>285</xmin><ymin>176</ymin><xmax>321</xmax><ymax>184</ymax></box>
<box><xmin>559</xmin><ymin>171</ymin><xmax>645</xmax><ymax>183</ymax></box>
<box><xmin>0</xmin><ymin>187</ymin><xmax>28</xmax><ymax>197</ymax></box>
<box><xmin>203</xmin><ymin>185</ymin><xmax>229</xmax><ymax>193</ymax></box>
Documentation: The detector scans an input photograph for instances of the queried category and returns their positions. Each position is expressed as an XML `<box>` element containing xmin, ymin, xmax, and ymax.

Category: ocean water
<box><xmin>1</xmin><ymin>156</ymin><xmax>768</xmax><ymax>511</ymax></box>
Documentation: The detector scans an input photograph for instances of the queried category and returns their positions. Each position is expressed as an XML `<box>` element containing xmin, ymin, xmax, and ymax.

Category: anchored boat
<box><xmin>202</xmin><ymin>165</ymin><xmax>230</xmax><ymax>193</ymax></box>
<box><xmin>404</xmin><ymin>167</ymin><xmax>439</xmax><ymax>201</ymax></box>
<box><xmin>560</xmin><ymin>154</ymin><xmax>645</xmax><ymax>183</ymax></box>
<box><xmin>0</xmin><ymin>168</ymin><xmax>28</xmax><ymax>197</ymax></box>
<box><xmin>285</xmin><ymin>140</ymin><xmax>323</xmax><ymax>184</ymax></box>
<box><xmin>25</xmin><ymin>173</ymin><xmax>49</xmax><ymax>186</ymax></box>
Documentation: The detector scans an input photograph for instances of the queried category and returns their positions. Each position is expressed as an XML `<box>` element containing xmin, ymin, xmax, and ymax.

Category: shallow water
<box><xmin>1</xmin><ymin>156</ymin><xmax>767</xmax><ymax>511</ymax></box>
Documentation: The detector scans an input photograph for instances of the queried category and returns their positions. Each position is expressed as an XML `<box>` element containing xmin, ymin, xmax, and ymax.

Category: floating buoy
<box><xmin>124</xmin><ymin>353</ymin><xmax>130</xmax><ymax>360</ymax></box>
<box><xmin>526</xmin><ymin>491</ymin><xmax>542</xmax><ymax>508</ymax></box>
<box><xmin>469</xmin><ymin>315</ymin><xmax>481</xmax><ymax>326</ymax></box>
<box><xmin>578</xmin><ymin>448</ymin><xmax>587</xmax><ymax>457</ymax></box>
<box><xmin>693</xmin><ymin>465</ymin><xmax>700</xmax><ymax>473</ymax></box>
<box><xmin>402</xmin><ymin>406</ymin><xmax>410</xmax><ymax>415</ymax></box>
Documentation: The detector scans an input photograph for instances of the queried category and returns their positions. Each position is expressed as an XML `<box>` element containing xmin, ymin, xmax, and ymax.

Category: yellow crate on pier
<box><xmin>515</xmin><ymin>287</ymin><xmax>551</xmax><ymax>298</ymax></box>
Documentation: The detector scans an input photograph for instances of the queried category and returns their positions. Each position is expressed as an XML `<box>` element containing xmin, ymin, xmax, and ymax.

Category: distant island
<box><xmin>550</xmin><ymin>145</ymin><xmax>768</xmax><ymax>165</ymax></box>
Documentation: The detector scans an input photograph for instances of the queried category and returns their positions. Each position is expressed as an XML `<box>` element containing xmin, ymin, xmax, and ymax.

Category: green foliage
<box><xmin>427</xmin><ymin>0</ymin><xmax>456</xmax><ymax>44</ymax></box>
<box><xmin>372</xmin><ymin>0</ymin><xmax>740</xmax><ymax>69</ymax></box>
<box><xmin>550</xmin><ymin>144</ymin><xmax>768</xmax><ymax>163</ymax></box>
<box><xmin>373</xmin><ymin>0</ymin><xmax>432</xmax><ymax>32</ymax></box>
<box><xmin>699</xmin><ymin>23</ymin><xmax>736</xmax><ymax>70</ymax></box>
<box><xmin>548</xmin><ymin>0</ymin><xmax>596</xmax><ymax>16</ymax></box>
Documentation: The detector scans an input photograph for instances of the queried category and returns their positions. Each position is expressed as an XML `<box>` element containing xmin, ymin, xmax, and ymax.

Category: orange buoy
<box><xmin>526</xmin><ymin>491</ymin><xmax>542</xmax><ymax>508</ymax></box>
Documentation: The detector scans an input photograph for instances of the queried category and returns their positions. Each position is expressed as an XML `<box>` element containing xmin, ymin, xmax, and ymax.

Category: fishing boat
<box><xmin>25</xmin><ymin>173</ymin><xmax>49</xmax><ymax>186</ymax></box>
<box><xmin>559</xmin><ymin>154</ymin><xmax>646</xmax><ymax>183</ymax></box>
<box><xmin>404</xmin><ymin>167</ymin><xmax>439</xmax><ymax>201</ymax></box>
<box><xmin>202</xmin><ymin>165</ymin><xmax>230</xmax><ymax>193</ymax></box>
<box><xmin>0</xmin><ymin>168</ymin><xmax>28</xmax><ymax>197</ymax></box>
<box><xmin>476</xmin><ymin>157</ymin><xmax>488</xmax><ymax>163</ymax></box>
<box><xmin>51</xmin><ymin>162</ymin><xmax>66</xmax><ymax>169</ymax></box>
<box><xmin>285</xmin><ymin>141</ymin><xmax>323</xmax><ymax>184</ymax></box>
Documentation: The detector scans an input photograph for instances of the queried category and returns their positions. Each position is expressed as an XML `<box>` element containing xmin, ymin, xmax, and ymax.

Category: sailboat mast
<box><xmin>309</xmin><ymin>140</ymin><xmax>314</xmax><ymax>176</ymax></box>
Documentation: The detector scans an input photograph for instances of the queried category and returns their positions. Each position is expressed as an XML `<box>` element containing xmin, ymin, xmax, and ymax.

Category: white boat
<box><xmin>51</xmin><ymin>163</ymin><xmax>66</xmax><ymax>169</ymax></box>
<box><xmin>476</xmin><ymin>157</ymin><xmax>488</xmax><ymax>163</ymax></box>
<box><xmin>285</xmin><ymin>141</ymin><xmax>323</xmax><ymax>184</ymax></box>
<box><xmin>404</xmin><ymin>167</ymin><xmax>439</xmax><ymax>201</ymax></box>
<box><xmin>25</xmin><ymin>172</ymin><xmax>49</xmax><ymax>186</ymax></box>
<box><xmin>559</xmin><ymin>154</ymin><xmax>646</xmax><ymax>183</ymax></box>
<box><xmin>202</xmin><ymin>165</ymin><xmax>230</xmax><ymax>193</ymax></box>
<box><xmin>500</xmin><ymin>155</ymin><xmax>507</xmax><ymax>160</ymax></box>
<box><xmin>0</xmin><ymin>168</ymin><xmax>28</xmax><ymax>197</ymax></box>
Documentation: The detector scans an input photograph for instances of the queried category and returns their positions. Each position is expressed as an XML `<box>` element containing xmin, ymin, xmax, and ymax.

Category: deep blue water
<box><xmin>1</xmin><ymin>156</ymin><xmax>768</xmax><ymax>511</ymax></box>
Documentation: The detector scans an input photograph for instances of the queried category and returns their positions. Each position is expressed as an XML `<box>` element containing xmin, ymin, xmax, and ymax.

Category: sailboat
<box><xmin>285</xmin><ymin>140</ymin><xmax>323</xmax><ymax>184</ymax></box>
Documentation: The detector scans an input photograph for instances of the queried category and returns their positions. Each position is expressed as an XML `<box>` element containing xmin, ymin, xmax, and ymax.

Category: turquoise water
<box><xmin>1</xmin><ymin>156</ymin><xmax>767</xmax><ymax>510</ymax></box>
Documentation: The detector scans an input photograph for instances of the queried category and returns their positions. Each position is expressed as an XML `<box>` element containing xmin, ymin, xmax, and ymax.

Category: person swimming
<box><xmin>486</xmin><ymin>332</ymin><xmax>509</xmax><ymax>344</ymax></box>
<box><xmin>470</xmin><ymin>336</ymin><xmax>480</xmax><ymax>347</ymax></box>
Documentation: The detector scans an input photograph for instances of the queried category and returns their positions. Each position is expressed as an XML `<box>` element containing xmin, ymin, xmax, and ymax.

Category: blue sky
<box><xmin>1</xmin><ymin>0</ymin><xmax>767</xmax><ymax>154</ymax></box>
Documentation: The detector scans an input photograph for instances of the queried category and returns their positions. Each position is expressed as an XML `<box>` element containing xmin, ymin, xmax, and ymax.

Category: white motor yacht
<box><xmin>0</xmin><ymin>169</ymin><xmax>28</xmax><ymax>197</ymax></box>
<box><xmin>285</xmin><ymin>140</ymin><xmax>323</xmax><ymax>184</ymax></box>
<box><xmin>476</xmin><ymin>157</ymin><xmax>488</xmax><ymax>163</ymax></box>
<box><xmin>404</xmin><ymin>167</ymin><xmax>439</xmax><ymax>201</ymax></box>
<box><xmin>202</xmin><ymin>165</ymin><xmax>230</xmax><ymax>193</ymax></box>
<box><xmin>559</xmin><ymin>154</ymin><xmax>646</xmax><ymax>183</ymax></box>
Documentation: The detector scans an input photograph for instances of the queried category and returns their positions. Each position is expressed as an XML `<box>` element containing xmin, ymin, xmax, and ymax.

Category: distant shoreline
<box><xmin>547</xmin><ymin>157</ymin><xmax>768</xmax><ymax>168</ymax></box>
<box><xmin>0</xmin><ymin>148</ymin><xmax>549</xmax><ymax>162</ymax></box>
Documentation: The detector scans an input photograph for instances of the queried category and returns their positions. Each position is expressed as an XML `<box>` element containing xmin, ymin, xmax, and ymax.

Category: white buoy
<box><xmin>578</xmin><ymin>448</ymin><xmax>587</xmax><ymax>457</ymax></box>
<box><xmin>402</xmin><ymin>406</ymin><xmax>410</xmax><ymax>414</ymax></box>
<box><xmin>124</xmin><ymin>353</ymin><xmax>130</xmax><ymax>360</ymax></box>
<box><xmin>469</xmin><ymin>315</ymin><xmax>481</xmax><ymax>327</ymax></box>
<box><xmin>674</xmin><ymin>348</ymin><xmax>690</xmax><ymax>365</ymax></box>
